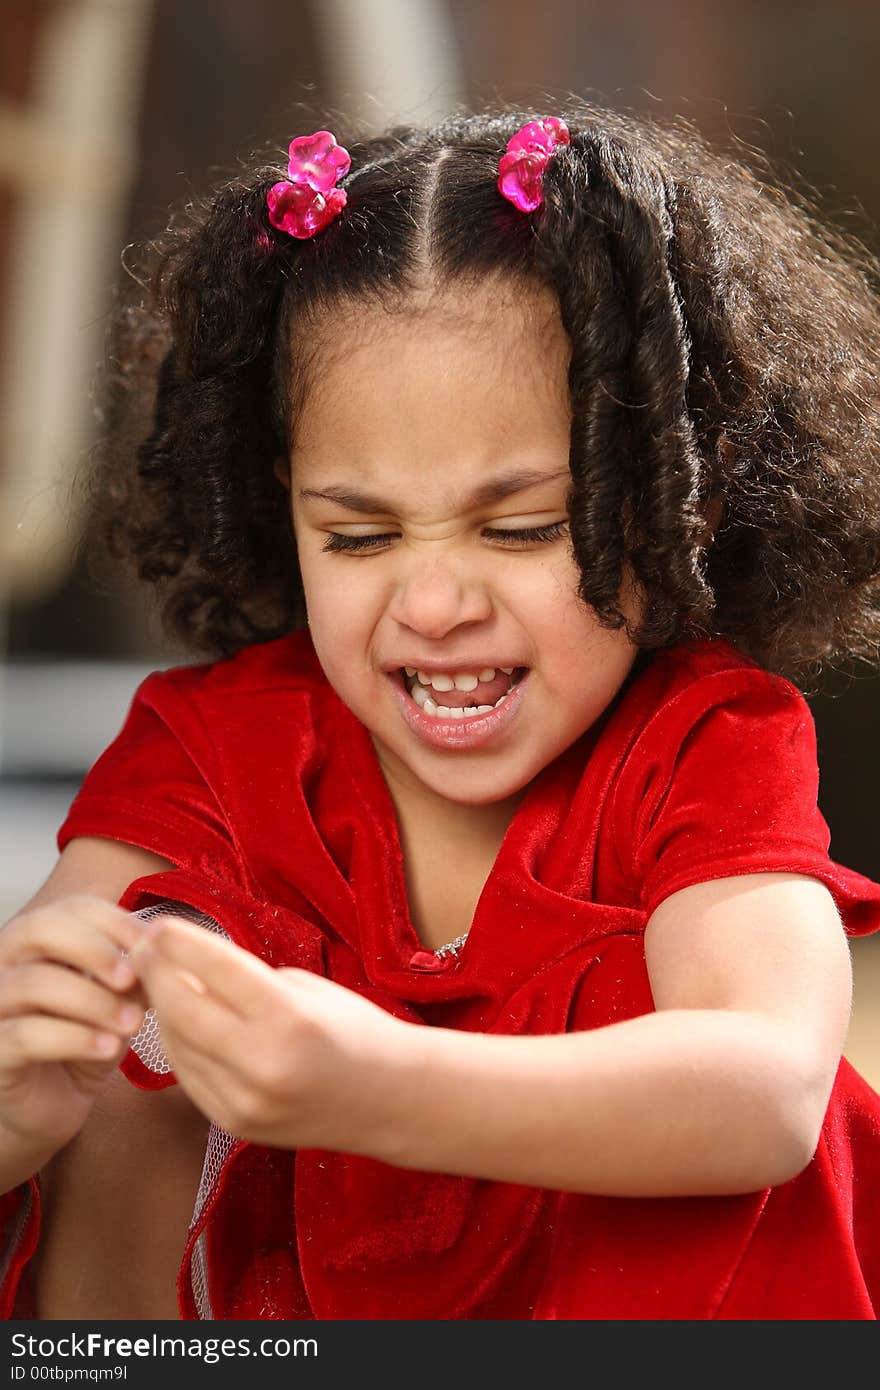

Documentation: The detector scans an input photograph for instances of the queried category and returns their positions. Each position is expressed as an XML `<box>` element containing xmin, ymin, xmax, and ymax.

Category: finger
<box><xmin>0</xmin><ymin>962</ymin><xmax>144</xmax><ymax>1039</ymax></box>
<box><xmin>5</xmin><ymin>896</ymin><xmax>146</xmax><ymax>956</ymax></box>
<box><xmin>147</xmin><ymin>1030</ymin><xmax>239</xmax><ymax>1132</ymax></box>
<box><xmin>141</xmin><ymin>955</ymin><xmax>247</xmax><ymax>1060</ymax></box>
<box><xmin>0</xmin><ymin>899</ymin><xmax>147</xmax><ymax>990</ymax></box>
<box><xmin>136</xmin><ymin>918</ymin><xmax>276</xmax><ymax>1020</ymax></box>
<box><xmin>117</xmin><ymin>977</ymin><xmax>150</xmax><ymax>1013</ymax></box>
<box><xmin>0</xmin><ymin>1015</ymin><xmax>129</xmax><ymax>1067</ymax></box>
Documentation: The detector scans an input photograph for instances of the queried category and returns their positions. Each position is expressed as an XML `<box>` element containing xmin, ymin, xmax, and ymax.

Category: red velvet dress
<box><xmin>3</xmin><ymin>630</ymin><xmax>880</xmax><ymax>1320</ymax></box>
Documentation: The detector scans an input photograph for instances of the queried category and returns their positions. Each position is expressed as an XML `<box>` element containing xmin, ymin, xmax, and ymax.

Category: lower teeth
<box><xmin>406</xmin><ymin>682</ymin><xmax>516</xmax><ymax>719</ymax></box>
<box><xmin>423</xmin><ymin>700</ymin><xmax>501</xmax><ymax>719</ymax></box>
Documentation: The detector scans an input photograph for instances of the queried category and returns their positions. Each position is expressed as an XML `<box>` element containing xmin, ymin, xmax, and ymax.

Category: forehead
<box><xmin>303</xmin><ymin>275</ymin><xmax>567</xmax><ymax>361</ymax></box>
<box><xmin>290</xmin><ymin>278</ymin><xmax>573</xmax><ymax>480</ymax></box>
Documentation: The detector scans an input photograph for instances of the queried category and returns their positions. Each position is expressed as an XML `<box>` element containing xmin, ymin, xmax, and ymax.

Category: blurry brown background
<box><xmin>1</xmin><ymin>0</ymin><xmax>878</xmax><ymax>1085</ymax></box>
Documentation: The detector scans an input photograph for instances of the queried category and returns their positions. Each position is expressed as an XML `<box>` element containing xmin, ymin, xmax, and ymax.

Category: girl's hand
<box><xmin>0</xmin><ymin>897</ymin><xmax>148</xmax><ymax>1151</ymax></box>
<box><xmin>132</xmin><ymin>916</ymin><xmax>411</xmax><ymax>1155</ymax></box>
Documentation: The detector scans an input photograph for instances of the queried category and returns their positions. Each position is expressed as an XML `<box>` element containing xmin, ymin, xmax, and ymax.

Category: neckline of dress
<box><xmin>333</xmin><ymin>699</ymin><xmax>591</xmax><ymax>970</ymax></box>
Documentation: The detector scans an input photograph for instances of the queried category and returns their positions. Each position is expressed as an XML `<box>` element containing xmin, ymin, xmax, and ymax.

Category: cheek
<box><xmin>497</xmin><ymin>548</ymin><xmax>578</xmax><ymax>608</ymax></box>
<box><xmin>301</xmin><ymin>562</ymin><xmax>375</xmax><ymax>668</ymax></box>
<box><xmin>306</xmin><ymin>585</ymin><xmax>362</xmax><ymax>643</ymax></box>
<box><xmin>298</xmin><ymin>544</ymin><xmax>357</xmax><ymax>611</ymax></box>
<box><xmin>534</xmin><ymin>552</ymin><xmax>590</xmax><ymax>626</ymax></box>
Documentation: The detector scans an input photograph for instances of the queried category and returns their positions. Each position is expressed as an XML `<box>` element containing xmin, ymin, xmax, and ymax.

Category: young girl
<box><xmin>2</xmin><ymin>98</ymin><xmax>880</xmax><ymax>1321</ymax></box>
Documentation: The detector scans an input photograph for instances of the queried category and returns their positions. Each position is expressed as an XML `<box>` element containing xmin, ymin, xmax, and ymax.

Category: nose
<box><xmin>388</xmin><ymin>557</ymin><xmax>493</xmax><ymax>639</ymax></box>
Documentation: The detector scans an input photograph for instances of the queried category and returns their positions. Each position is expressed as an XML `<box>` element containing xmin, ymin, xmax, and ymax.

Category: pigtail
<box><xmin>99</xmin><ymin>171</ymin><xmax>307</xmax><ymax>655</ymax></box>
<box><xmin>157</xmin><ymin>181</ymin><xmax>289</xmax><ymax>377</ymax></box>
<box><xmin>664</xmin><ymin>167</ymin><xmax>880</xmax><ymax>681</ymax></box>
<box><xmin>537</xmin><ymin>131</ymin><xmax>716</xmax><ymax>647</ymax></box>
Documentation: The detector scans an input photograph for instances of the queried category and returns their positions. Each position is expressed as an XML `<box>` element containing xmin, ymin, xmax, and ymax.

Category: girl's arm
<box><xmin>133</xmin><ymin>869</ymin><xmax>852</xmax><ymax>1199</ymax></box>
<box><xmin>380</xmin><ymin>872</ymin><xmax>853</xmax><ymax>1196</ymax></box>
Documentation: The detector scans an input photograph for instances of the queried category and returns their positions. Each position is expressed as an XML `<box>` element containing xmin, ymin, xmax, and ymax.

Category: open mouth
<box><xmin>400</xmin><ymin>666</ymin><xmax>528</xmax><ymax>719</ymax></box>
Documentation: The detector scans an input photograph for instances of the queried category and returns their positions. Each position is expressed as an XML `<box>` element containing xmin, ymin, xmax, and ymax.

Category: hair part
<box><xmin>78</xmin><ymin>95</ymin><xmax>880</xmax><ymax>691</ymax></box>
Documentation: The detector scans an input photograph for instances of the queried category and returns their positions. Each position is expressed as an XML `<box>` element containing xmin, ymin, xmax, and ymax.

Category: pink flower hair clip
<box><xmin>497</xmin><ymin>117</ymin><xmax>571</xmax><ymax>213</ymax></box>
<box><xmin>265</xmin><ymin>130</ymin><xmax>351</xmax><ymax>240</ymax></box>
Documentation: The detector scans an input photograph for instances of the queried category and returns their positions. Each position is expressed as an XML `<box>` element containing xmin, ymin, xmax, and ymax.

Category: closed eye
<box><xmin>320</xmin><ymin>521</ymin><xmax>569</xmax><ymax>554</ymax></box>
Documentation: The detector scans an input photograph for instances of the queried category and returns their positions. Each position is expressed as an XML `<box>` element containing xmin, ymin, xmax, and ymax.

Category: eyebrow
<box><xmin>298</xmin><ymin>468</ymin><xmax>570</xmax><ymax>514</ymax></box>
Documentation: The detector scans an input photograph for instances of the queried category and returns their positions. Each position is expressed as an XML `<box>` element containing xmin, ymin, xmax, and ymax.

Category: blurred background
<box><xmin>1</xmin><ymin>0</ymin><xmax>878</xmax><ymax>1085</ymax></box>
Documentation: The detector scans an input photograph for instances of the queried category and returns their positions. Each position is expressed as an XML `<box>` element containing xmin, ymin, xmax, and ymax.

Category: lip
<box><xmin>387</xmin><ymin>668</ymin><xmax>530</xmax><ymax>750</ymax></box>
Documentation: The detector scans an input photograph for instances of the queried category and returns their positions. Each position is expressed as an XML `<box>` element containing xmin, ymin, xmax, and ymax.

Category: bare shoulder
<box><xmin>18</xmin><ymin>836</ymin><xmax>176</xmax><ymax>916</ymax></box>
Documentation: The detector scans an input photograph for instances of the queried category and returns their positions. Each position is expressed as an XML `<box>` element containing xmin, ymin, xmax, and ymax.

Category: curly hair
<box><xmin>78</xmin><ymin>95</ymin><xmax>880</xmax><ymax>691</ymax></box>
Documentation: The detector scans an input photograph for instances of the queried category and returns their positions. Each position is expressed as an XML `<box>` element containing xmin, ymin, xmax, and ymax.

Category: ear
<box><xmin>273</xmin><ymin>455</ymin><xmax>291</xmax><ymax>490</ymax></box>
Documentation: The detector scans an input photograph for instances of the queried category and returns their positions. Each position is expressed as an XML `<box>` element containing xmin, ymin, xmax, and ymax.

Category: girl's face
<box><xmin>277</xmin><ymin>279</ymin><xmax>643</xmax><ymax>816</ymax></box>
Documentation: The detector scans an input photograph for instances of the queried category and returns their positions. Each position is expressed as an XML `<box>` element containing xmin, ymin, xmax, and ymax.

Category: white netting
<box><xmin>129</xmin><ymin>899</ymin><xmax>239</xmax><ymax>1320</ymax></box>
<box><xmin>188</xmin><ymin>1122</ymin><xmax>238</xmax><ymax>1319</ymax></box>
<box><xmin>127</xmin><ymin>900</ymin><xmax>227</xmax><ymax>1075</ymax></box>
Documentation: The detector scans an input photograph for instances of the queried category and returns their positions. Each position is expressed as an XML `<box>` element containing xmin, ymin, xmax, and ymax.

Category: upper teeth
<box><xmin>403</xmin><ymin>666</ymin><xmax>515</xmax><ymax>691</ymax></box>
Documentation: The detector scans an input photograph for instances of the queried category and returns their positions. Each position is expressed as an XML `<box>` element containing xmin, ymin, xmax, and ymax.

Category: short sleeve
<box><xmin>613</xmin><ymin>667</ymin><xmax>880</xmax><ymax>937</ymax></box>
<box><xmin>56</xmin><ymin>670</ymin><xmax>237</xmax><ymax>878</ymax></box>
